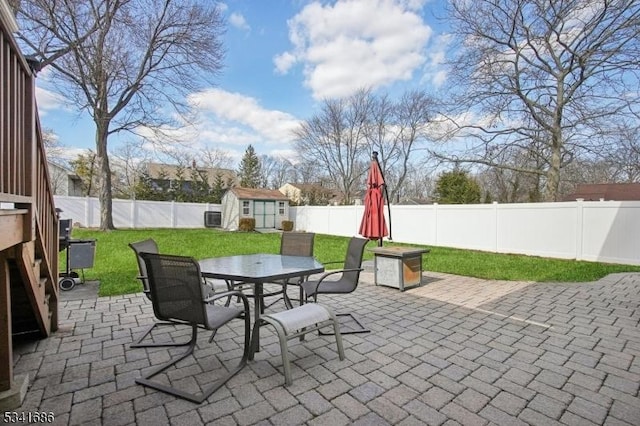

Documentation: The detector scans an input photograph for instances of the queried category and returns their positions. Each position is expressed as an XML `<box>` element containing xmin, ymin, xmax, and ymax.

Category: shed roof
<box><xmin>564</xmin><ymin>183</ymin><xmax>640</xmax><ymax>201</ymax></box>
<box><xmin>230</xmin><ymin>187</ymin><xmax>290</xmax><ymax>201</ymax></box>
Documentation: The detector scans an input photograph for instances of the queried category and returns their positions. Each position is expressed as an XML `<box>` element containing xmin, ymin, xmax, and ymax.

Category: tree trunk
<box><xmin>545</xmin><ymin>133</ymin><xmax>562</xmax><ymax>202</ymax></box>
<box><xmin>95</xmin><ymin>122</ymin><xmax>115</xmax><ymax>230</ymax></box>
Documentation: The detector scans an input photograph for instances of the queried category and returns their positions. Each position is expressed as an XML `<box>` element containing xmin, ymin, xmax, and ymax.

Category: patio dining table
<box><xmin>199</xmin><ymin>254</ymin><xmax>324</xmax><ymax>353</ymax></box>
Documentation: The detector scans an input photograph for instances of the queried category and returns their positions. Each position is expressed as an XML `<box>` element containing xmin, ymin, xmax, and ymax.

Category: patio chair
<box><xmin>232</xmin><ymin>232</ymin><xmax>316</xmax><ymax>313</ymax></box>
<box><xmin>270</xmin><ymin>232</ymin><xmax>316</xmax><ymax>309</ymax></box>
<box><xmin>129</xmin><ymin>239</ymin><xmax>183</xmax><ymax>348</ymax></box>
<box><xmin>129</xmin><ymin>239</ymin><xmax>229</xmax><ymax>348</ymax></box>
<box><xmin>301</xmin><ymin>236</ymin><xmax>370</xmax><ymax>334</ymax></box>
<box><xmin>135</xmin><ymin>252</ymin><xmax>251</xmax><ymax>403</ymax></box>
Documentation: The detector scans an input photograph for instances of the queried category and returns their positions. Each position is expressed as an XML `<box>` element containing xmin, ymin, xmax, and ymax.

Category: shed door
<box><xmin>254</xmin><ymin>201</ymin><xmax>276</xmax><ymax>228</ymax></box>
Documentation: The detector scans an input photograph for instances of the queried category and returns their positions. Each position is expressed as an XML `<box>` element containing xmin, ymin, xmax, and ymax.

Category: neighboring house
<box><xmin>147</xmin><ymin>162</ymin><xmax>237</xmax><ymax>192</ymax></box>
<box><xmin>563</xmin><ymin>183</ymin><xmax>640</xmax><ymax>201</ymax></box>
<box><xmin>47</xmin><ymin>161</ymin><xmax>83</xmax><ymax>196</ymax></box>
<box><xmin>222</xmin><ymin>187</ymin><xmax>290</xmax><ymax>230</ymax></box>
<box><xmin>279</xmin><ymin>182</ymin><xmax>342</xmax><ymax>205</ymax></box>
<box><xmin>397</xmin><ymin>197</ymin><xmax>432</xmax><ymax>205</ymax></box>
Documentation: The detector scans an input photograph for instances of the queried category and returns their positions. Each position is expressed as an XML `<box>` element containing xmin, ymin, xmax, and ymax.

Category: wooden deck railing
<box><xmin>0</xmin><ymin>7</ymin><xmax>59</xmax><ymax>396</ymax></box>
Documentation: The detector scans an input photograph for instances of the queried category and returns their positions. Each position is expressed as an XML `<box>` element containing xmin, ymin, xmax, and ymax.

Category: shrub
<box><xmin>281</xmin><ymin>220</ymin><xmax>294</xmax><ymax>231</ymax></box>
<box><xmin>238</xmin><ymin>218</ymin><xmax>255</xmax><ymax>232</ymax></box>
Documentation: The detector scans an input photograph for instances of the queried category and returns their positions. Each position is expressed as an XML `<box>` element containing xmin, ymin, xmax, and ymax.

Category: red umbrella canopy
<box><xmin>359</xmin><ymin>159</ymin><xmax>388</xmax><ymax>240</ymax></box>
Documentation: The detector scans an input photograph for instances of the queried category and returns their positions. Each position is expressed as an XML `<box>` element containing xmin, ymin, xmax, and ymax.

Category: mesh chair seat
<box><xmin>266</xmin><ymin>302</ymin><xmax>331</xmax><ymax>334</ymax></box>
<box><xmin>205</xmin><ymin>304</ymin><xmax>244</xmax><ymax>330</ymax></box>
<box><xmin>250</xmin><ymin>303</ymin><xmax>345</xmax><ymax>385</ymax></box>
<box><xmin>301</xmin><ymin>277</ymin><xmax>356</xmax><ymax>296</ymax></box>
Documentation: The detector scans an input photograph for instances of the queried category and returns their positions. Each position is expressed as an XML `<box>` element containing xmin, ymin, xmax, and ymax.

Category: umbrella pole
<box><xmin>372</xmin><ymin>152</ymin><xmax>392</xmax><ymax>246</ymax></box>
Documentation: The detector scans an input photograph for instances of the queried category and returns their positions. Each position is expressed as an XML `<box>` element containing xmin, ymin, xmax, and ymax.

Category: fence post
<box><xmin>85</xmin><ymin>196</ymin><xmax>91</xmax><ymax>227</ymax></box>
<box><xmin>130</xmin><ymin>198</ymin><xmax>137</xmax><ymax>228</ymax></box>
<box><xmin>433</xmin><ymin>203</ymin><xmax>438</xmax><ymax>245</ymax></box>
<box><xmin>575</xmin><ymin>199</ymin><xmax>584</xmax><ymax>261</ymax></box>
<box><xmin>493</xmin><ymin>201</ymin><xmax>499</xmax><ymax>253</ymax></box>
<box><xmin>171</xmin><ymin>201</ymin><xmax>176</xmax><ymax>228</ymax></box>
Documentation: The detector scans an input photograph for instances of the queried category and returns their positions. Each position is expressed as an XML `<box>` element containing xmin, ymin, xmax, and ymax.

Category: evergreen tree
<box><xmin>189</xmin><ymin>167</ymin><xmax>211</xmax><ymax>202</ymax></box>
<box><xmin>170</xmin><ymin>165</ymin><xmax>188</xmax><ymax>201</ymax></box>
<box><xmin>237</xmin><ymin>145</ymin><xmax>262</xmax><ymax>188</ymax></box>
<box><xmin>211</xmin><ymin>173</ymin><xmax>226</xmax><ymax>203</ymax></box>
<box><xmin>133</xmin><ymin>170</ymin><xmax>168</xmax><ymax>201</ymax></box>
<box><xmin>434</xmin><ymin>169</ymin><xmax>481</xmax><ymax>204</ymax></box>
<box><xmin>133</xmin><ymin>170</ymin><xmax>155</xmax><ymax>200</ymax></box>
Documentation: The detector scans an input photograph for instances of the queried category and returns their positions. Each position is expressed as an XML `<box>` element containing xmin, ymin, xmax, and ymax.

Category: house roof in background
<box><xmin>397</xmin><ymin>197</ymin><xmax>432</xmax><ymax>205</ymax></box>
<box><xmin>564</xmin><ymin>183</ymin><xmax>640</xmax><ymax>201</ymax></box>
<box><xmin>47</xmin><ymin>161</ymin><xmax>80</xmax><ymax>179</ymax></box>
<box><xmin>284</xmin><ymin>182</ymin><xmax>339</xmax><ymax>195</ymax></box>
<box><xmin>285</xmin><ymin>182</ymin><xmax>329</xmax><ymax>191</ymax></box>
<box><xmin>230</xmin><ymin>187</ymin><xmax>290</xmax><ymax>201</ymax></box>
<box><xmin>147</xmin><ymin>162</ymin><xmax>236</xmax><ymax>184</ymax></box>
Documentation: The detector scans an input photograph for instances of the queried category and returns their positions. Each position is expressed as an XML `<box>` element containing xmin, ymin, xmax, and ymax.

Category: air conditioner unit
<box><xmin>204</xmin><ymin>211</ymin><xmax>222</xmax><ymax>228</ymax></box>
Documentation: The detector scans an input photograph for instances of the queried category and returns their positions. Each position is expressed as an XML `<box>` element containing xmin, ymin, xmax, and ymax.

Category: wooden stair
<box><xmin>1</xmin><ymin>4</ymin><xmax>60</xmax><ymax>409</ymax></box>
<box><xmin>10</xmin><ymin>241</ymin><xmax>56</xmax><ymax>339</ymax></box>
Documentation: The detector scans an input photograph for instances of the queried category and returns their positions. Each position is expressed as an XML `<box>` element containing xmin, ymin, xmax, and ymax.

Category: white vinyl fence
<box><xmin>54</xmin><ymin>196</ymin><xmax>220</xmax><ymax>229</ymax></box>
<box><xmin>290</xmin><ymin>201</ymin><xmax>640</xmax><ymax>266</ymax></box>
<box><xmin>54</xmin><ymin>196</ymin><xmax>640</xmax><ymax>265</ymax></box>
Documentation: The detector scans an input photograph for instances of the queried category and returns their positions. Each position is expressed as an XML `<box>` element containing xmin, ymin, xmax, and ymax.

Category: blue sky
<box><xmin>35</xmin><ymin>0</ymin><xmax>450</xmax><ymax>166</ymax></box>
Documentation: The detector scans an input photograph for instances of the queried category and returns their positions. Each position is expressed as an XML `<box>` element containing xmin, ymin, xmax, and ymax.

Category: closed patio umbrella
<box><xmin>359</xmin><ymin>152</ymin><xmax>390</xmax><ymax>246</ymax></box>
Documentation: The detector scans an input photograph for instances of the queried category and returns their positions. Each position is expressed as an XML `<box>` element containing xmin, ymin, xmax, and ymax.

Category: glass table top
<box><xmin>199</xmin><ymin>254</ymin><xmax>324</xmax><ymax>282</ymax></box>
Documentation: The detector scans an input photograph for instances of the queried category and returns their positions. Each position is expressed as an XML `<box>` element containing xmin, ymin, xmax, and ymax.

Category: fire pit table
<box><xmin>369</xmin><ymin>246</ymin><xmax>429</xmax><ymax>291</ymax></box>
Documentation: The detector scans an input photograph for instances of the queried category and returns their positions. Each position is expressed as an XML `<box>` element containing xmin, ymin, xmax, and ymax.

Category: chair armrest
<box><xmin>316</xmin><ymin>268</ymin><xmax>363</xmax><ymax>283</ymax></box>
<box><xmin>203</xmin><ymin>289</ymin><xmax>245</xmax><ymax>303</ymax></box>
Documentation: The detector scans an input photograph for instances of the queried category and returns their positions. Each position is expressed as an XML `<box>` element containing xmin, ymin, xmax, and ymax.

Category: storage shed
<box><xmin>221</xmin><ymin>187</ymin><xmax>290</xmax><ymax>230</ymax></box>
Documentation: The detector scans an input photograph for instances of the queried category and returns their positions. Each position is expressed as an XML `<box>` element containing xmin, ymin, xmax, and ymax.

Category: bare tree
<box><xmin>110</xmin><ymin>140</ymin><xmax>149</xmax><ymax>199</ymax></box>
<box><xmin>295</xmin><ymin>89</ymin><xmax>371</xmax><ymax>204</ymax></box>
<box><xmin>608</xmin><ymin>123</ymin><xmax>640</xmax><ymax>183</ymax></box>
<box><xmin>365</xmin><ymin>90</ymin><xmax>437</xmax><ymax>202</ymax></box>
<box><xmin>16</xmin><ymin>0</ymin><xmax>226</xmax><ymax>229</ymax></box>
<box><xmin>42</xmin><ymin>128</ymin><xmax>67</xmax><ymax>164</ymax></box>
<box><xmin>260</xmin><ymin>155</ymin><xmax>294</xmax><ymax>189</ymax></box>
<box><xmin>290</xmin><ymin>160</ymin><xmax>324</xmax><ymax>185</ymax></box>
<box><xmin>441</xmin><ymin>0</ymin><xmax>640</xmax><ymax>201</ymax></box>
<box><xmin>199</xmin><ymin>145</ymin><xmax>233</xmax><ymax>170</ymax></box>
<box><xmin>396</xmin><ymin>164</ymin><xmax>435</xmax><ymax>201</ymax></box>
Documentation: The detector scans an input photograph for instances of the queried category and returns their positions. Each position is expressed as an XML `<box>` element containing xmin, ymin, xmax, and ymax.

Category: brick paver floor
<box><xmin>12</xmin><ymin>270</ymin><xmax>640</xmax><ymax>425</ymax></box>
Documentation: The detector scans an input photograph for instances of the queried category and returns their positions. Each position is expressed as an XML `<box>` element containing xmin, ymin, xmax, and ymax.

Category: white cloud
<box><xmin>35</xmin><ymin>86</ymin><xmax>65</xmax><ymax>115</ymax></box>
<box><xmin>273</xmin><ymin>51</ymin><xmax>297</xmax><ymax>74</ymax></box>
<box><xmin>216</xmin><ymin>2</ymin><xmax>228</xmax><ymax>13</ymax></box>
<box><xmin>132</xmin><ymin>88</ymin><xmax>303</xmax><ymax>164</ymax></box>
<box><xmin>275</xmin><ymin>0</ymin><xmax>433</xmax><ymax>99</ymax></box>
<box><xmin>229</xmin><ymin>12</ymin><xmax>250</xmax><ymax>32</ymax></box>
<box><xmin>421</xmin><ymin>32</ymin><xmax>451</xmax><ymax>87</ymax></box>
<box><xmin>188</xmin><ymin>88</ymin><xmax>301</xmax><ymax>145</ymax></box>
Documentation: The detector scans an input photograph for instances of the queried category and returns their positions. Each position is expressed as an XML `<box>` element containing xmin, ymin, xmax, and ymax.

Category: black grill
<box><xmin>58</xmin><ymin>219</ymin><xmax>72</xmax><ymax>252</ymax></box>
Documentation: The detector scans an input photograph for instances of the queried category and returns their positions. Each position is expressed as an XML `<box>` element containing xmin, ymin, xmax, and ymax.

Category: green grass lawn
<box><xmin>65</xmin><ymin>228</ymin><xmax>640</xmax><ymax>297</ymax></box>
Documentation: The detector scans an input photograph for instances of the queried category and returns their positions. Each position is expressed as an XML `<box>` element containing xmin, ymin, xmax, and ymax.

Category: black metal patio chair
<box><xmin>301</xmin><ymin>236</ymin><xmax>370</xmax><ymax>334</ymax></box>
<box><xmin>267</xmin><ymin>232</ymin><xmax>316</xmax><ymax>309</ymax></box>
<box><xmin>135</xmin><ymin>252</ymin><xmax>251</xmax><ymax>403</ymax></box>
<box><xmin>129</xmin><ymin>239</ymin><xmax>229</xmax><ymax>347</ymax></box>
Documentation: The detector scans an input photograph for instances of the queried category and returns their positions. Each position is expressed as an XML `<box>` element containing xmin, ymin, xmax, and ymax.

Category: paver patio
<box><xmin>11</xmin><ymin>267</ymin><xmax>640</xmax><ymax>425</ymax></box>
